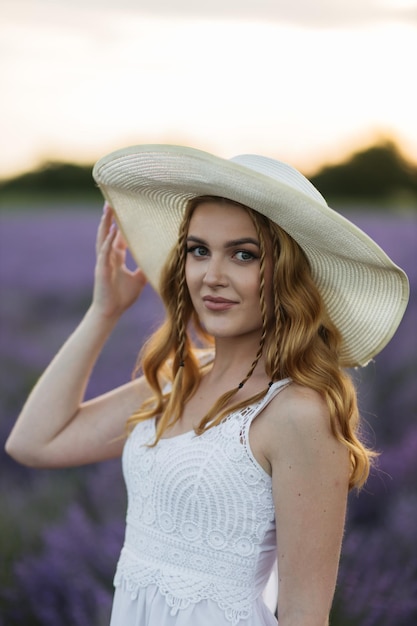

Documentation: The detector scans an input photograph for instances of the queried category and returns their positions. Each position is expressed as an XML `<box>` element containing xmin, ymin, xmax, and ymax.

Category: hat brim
<box><xmin>93</xmin><ymin>144</ymin><xmax>409</xmax><ymax>368</ymax></box>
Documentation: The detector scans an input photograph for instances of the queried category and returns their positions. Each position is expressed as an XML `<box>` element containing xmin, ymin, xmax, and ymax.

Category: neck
<box><xmin>206</xmin><ymin>335</ymin><xmax>267</xmax><ymax>387</ymax></box>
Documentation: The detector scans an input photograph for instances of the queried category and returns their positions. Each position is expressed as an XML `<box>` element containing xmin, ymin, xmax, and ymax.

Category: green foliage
<box><xmin>310</xmin><ymin>140</ymin><xmax>417</xmax><ymax>202</ymax></box>
<box><xmin>0</xmin><ymin>162</ymin><xmax>102</xmax><ymax>206</ymax></box>
<box><xmin>0</xmin><ymin>162</ymin><xmax>93</xmax><ymax>192</ymax></box>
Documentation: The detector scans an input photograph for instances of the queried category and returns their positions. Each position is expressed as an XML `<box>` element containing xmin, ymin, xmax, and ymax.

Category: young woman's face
<box><xmin>185</xmin><ymin>201</ymin><xmax>272</xmax><ymax>341</ymax></box>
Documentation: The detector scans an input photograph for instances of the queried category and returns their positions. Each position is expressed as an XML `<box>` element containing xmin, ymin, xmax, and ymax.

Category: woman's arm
<box><xmin>5</xmin><ymin>205</ymin><xmax>149</xmax><ymax>468</ymax></box>
<box><xmin>265</xmin><ymin>385</ymin><xmax>349</xmax><ymax>626</ymax></box>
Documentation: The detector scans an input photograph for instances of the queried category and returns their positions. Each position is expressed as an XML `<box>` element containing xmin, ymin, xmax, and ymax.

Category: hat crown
<box><xmin>231</xmin><ymin>154</ymin><xmax>327</xmax><ymax>206</ymax></box>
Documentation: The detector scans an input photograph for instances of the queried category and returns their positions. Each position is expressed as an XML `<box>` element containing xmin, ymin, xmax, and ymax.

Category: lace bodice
<box><xmin>115</xmin><ymin>379</ymin><xmax>291</xmax><ymax>625</ymax></box>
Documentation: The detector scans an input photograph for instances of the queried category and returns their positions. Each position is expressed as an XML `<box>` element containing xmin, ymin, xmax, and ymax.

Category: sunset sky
<box><xmin>1</xmin><ymin>0</ymin><xmax>417</xmax><ymax>180</ymax></box>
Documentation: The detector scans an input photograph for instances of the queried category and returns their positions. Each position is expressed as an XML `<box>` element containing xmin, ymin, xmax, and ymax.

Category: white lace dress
<box><xmin>109</xmin><ymin>379</ymin><xmax>291</xmax><ymax>625</ymax></box>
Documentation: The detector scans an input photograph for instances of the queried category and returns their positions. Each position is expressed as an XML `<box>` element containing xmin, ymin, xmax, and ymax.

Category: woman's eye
<box><xmin>235</xmin><ymin>250</ymin><xmax>255</xmax><ymax>262</ymax></box>
<box><xmin>187</xmin><ymin>245</ymin><xmax>209</xmax><ymax>257</ymax></box>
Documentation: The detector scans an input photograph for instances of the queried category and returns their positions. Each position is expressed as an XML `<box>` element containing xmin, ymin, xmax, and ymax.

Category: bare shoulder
<box><xmin>266</xmin><ymin>382</ymin><xmax>330</xmax><ymax>434</ymax></box>
<box><xmin>260</xmin><ymin>382</ymin><xmax>348</xmax><ymax>474</ymax></box>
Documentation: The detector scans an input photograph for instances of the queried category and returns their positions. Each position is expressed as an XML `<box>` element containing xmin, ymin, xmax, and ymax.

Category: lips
<box><xmin>202</xmin><ymin>295</ymin><xmax>238</xmax><ymax>311</ymax></box>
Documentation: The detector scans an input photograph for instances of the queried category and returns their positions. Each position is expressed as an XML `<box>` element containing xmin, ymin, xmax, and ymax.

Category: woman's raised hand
<box><xmin>92</xmin><ymin>203</ymin><xmax>147</xmax><ymax>319</ymax></box>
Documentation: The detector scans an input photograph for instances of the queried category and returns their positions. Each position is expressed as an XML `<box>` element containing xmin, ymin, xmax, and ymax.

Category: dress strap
<box><xmin>263</xmin><ymin>377</ymin><xmax>292</xmax><ymax>406</ymax></box>
<box><xmin>239</xmin><ymin>377</ymin><xmax>292</xmax><ymax>431</ymax></box>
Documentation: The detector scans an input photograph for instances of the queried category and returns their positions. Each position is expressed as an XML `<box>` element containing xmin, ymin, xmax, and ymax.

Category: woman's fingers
<box><xmin>97</xmin><ymin>204</ymin><xmax>121</xmax><ymax>260</ymax></box>
<box><xmin>99</xmin><ymin>222</ymin><xmax>118</xmax><ymax>270</ymax></box>
<box><xmin>93</xmin><ymin>203</ymin><xmax>147</xmax><ymax>313</ymax></box>
<box><xmin>96</xmin><ymin>203</ymin><xmax>114</xmax><ymax>244</ymax></box>
<box><xmin>114</xmin><ymin>229</ymin><xmax>127</xmax><ymax>251</ymax></box>
<box><xmin>96</xmin><ymin>203</ymin><xmax>113</xmax><ymax>254</ymax></box>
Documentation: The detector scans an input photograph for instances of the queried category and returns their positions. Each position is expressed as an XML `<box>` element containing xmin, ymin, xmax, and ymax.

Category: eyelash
<box><xmin>235</xmin><ymin>250</ymin><xmax>256</xmax><ymax>262</ymax></box>
<box><xmin>186</xmin><ymin>245</ymin><xmax>208</xmax><ymax>257</ymax></box>
<box><xmin>186</xmin><ymin>246</ymin><xmax>257</xmax><ymax>262</ymax></box>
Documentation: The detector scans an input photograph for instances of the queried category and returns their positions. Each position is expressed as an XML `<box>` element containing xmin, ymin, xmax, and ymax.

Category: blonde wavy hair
<box><xmin>128</xmin><ymin>195</ymin><xmax>375</xmax><ymax>490</ymax></box>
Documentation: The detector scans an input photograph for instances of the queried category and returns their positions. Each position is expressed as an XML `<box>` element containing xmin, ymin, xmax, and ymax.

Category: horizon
<box><xmin>1</xmin><ymin>136</ymin><xmax>415</xmax><ymax>186</ymax></box>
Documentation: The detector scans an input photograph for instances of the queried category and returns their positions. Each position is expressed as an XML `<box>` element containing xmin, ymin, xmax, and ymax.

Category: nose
<box><xmin>202</xmin><ymin>255</ymin><xmax>228</xmax><ymax>287</ymax></box>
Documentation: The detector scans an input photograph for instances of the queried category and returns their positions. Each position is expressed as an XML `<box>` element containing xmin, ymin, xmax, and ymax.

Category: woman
<box><xmin>6</xmin><ymin>145</ymin><xmax>409</xmax><ymax>626</ymax></box>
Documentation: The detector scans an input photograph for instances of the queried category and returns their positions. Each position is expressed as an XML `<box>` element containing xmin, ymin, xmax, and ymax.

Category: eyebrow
<box><xmin>186</xmin><ymin>236</ymin><xmax>260</xmax><ymax>248</ymax></box>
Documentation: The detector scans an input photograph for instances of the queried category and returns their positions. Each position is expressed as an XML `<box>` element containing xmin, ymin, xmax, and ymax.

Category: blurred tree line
<box><xmin>310</xmin><ymin>139</ymin><xmax>417</xmax><ymax>204</ymax></box>
<box><xmin>0</xmin><ymin>162</ymin><xmax>102</xmax><ymax>204</ymax></box>
<box><xmin>0</xmin><ymin>139</ymin><xmax>416</xmax><ymax>208</ymax></box>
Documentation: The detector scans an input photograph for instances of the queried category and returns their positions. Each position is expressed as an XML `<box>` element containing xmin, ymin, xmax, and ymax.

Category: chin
<box><xmin>202</xmin><ymin>321</ymin><xmax>263</xmax><ymax>341</ymax></box>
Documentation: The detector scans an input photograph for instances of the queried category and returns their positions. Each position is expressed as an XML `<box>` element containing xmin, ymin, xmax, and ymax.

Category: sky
<box><xmin>1</xmin><ymin>0</ymin><xmax>417</xmax><ymax>180</ymax></box>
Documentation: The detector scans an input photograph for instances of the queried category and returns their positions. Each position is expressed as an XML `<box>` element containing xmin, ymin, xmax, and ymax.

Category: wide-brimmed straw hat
<box><xmin>93</xmin><ymin>144</ymin><xmax>409</xmax><ymax>367</ymax></box>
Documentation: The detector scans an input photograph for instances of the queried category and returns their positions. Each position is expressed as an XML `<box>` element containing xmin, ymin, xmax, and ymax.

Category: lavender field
<box><xmin>0</xmin><ymin>205</ymin><xmax>416</xmax><ymax>625</ymax></box>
